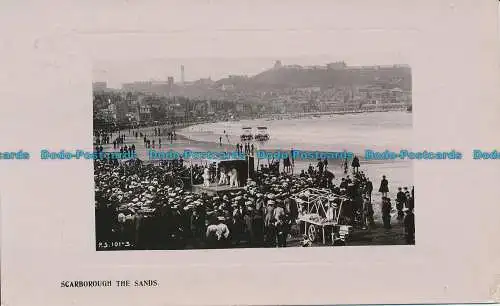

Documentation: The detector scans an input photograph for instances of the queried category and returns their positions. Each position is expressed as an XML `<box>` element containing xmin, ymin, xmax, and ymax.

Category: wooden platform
<box><xmin>191</xmin><ymin>184</ymin><xmax>245</xmax><ymax>196</ymax></box>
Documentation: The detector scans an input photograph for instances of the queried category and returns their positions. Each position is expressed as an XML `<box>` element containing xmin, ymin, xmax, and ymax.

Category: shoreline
<box><xmin>175</xmin><ymin>125</ymin><xmax>410</xmax><ymax>166</ymax></box>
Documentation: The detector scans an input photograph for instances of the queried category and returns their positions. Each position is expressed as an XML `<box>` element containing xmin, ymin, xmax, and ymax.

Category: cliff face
<box><xmin>216</xmin><ymin>66</ymin><xmax>412</xmax><ymax>91</ymax></box>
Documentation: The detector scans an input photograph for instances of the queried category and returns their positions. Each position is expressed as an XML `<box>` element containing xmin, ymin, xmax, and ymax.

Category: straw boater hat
<box><xmin>117</xmin><ymin>213</ymin><xmax>126</xmax><ymax>223</ymax></box>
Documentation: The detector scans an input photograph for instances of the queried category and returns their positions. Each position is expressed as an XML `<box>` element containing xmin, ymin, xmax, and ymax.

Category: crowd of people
<box><xmin>95</xmin><ymin>153</ymin><xmax>415</xmax><ymax>250</ymax></box>
<box><xmin>93</xmin><ymin>124</ymin><xmax>415</xmax><ymax>250</ymax></box>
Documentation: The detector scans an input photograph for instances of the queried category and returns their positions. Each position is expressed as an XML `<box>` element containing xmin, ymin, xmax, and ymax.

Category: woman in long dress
<box><xmin>379</xmin><ymin>175</ymin><xmax>389</xmax><ymax>197</ymax></box>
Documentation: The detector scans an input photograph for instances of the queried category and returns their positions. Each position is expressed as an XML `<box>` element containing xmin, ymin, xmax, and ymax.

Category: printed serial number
<box><xmin>97</xmin><ymin>241</ymin><xmax>133</xmax><ymax>249</ymax></box>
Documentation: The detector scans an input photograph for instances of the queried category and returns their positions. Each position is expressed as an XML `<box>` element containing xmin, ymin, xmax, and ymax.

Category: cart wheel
<box><xmin>308</xmin><ymin>224</ymin><xmax>317</xmax><ymax>242</ymax></box>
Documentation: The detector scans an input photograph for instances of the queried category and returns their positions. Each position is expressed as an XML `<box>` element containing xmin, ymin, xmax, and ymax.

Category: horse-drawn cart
<box><xmin>292</xmin><ymin>188</ymin><xmax>353</xmax><ymax>245</ymax></box>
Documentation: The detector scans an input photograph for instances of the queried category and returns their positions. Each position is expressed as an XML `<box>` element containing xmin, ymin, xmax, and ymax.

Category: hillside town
<box><xmin>93</xmin><ymin>61</ymin><xmax>412</xmax><ymax>129</ymax></box>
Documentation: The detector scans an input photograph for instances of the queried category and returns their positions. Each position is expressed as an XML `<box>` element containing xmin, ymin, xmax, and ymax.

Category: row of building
<box><xmin>218</xmin><ymin>85</ymin><xmax>411</xmax><ymax>107</ymax></box>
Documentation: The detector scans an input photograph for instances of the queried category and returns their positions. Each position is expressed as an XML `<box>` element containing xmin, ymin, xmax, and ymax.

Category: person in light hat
<box><xmin>115</xmin><ymin>211</ymin><xmax>136</xmax><ymax>247</ymax></box>
<box><xmin>205</xmin><ymin>215</ymin><xmax>219</xmax><ymax>248</ymax></box>
<box><xmin>264</xmin><ymin>200</ymin><xmax>275</xmax><ymax>228</ymax></box>
<box><xmin>215</xmin><ymin>216</ymin><xmax>231</xmax><ymax>248</ymax></box>
<box><xmin>117</xmin><ymin>213</ymin><xmax>126</xmax><ymax>223</ymax></box>
<box><xmin>255</xmin><ymin>195</ymin><xmax>265</xmax><ymax>211</ymax></box>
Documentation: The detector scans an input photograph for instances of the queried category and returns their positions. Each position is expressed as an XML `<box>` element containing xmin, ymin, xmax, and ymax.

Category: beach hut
<box><xmin>240</xmin><ymin>127</ymin><xmax>254</xmax><ymax>141</ymax></box>
<box><xmin>255</xmin><ymin>126</ymin><xmax>270</xmax><ymax>141</ymax></box>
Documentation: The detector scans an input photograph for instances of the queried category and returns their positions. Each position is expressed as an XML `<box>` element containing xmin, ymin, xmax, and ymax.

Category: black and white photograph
<box><xmin>93</xmin><ymin>58</ymin><xmax>414</xmax><ymax>250</ymax></box>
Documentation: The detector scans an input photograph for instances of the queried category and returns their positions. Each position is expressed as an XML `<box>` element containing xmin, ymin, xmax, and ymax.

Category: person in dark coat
<box><xmin>363</xmin><ymin>196</ymin><xmax>375</xmax><ymax>228</ymax></box>
<box><xmin>379</xmin><ymin>175</ymin><xmax>389</xmax><ymax>197</ymax></box>
<box><xmin>95</xmin><ymin>201</ymin><xmax>116</xmax><ymax>243</ymax></box>
<box><xmin>396</xmin><ymin>187</ymin><xmax>407</xmax><ymax>221</ymax></box>
<box><xmin>243</xmin><ymin>208</ymin><xmax>254</xmax><ymax>244</ymax></box>
<box><xmin>325</xmin><ymin>170</ymin><xmax>335</xmax><ymax>188</ymax></box>
<box><xmin>381</xmin><ymin>197</ymin><xmax>392</xmax><ymax>229</ymax></box>
<box><xmin>283</xmin><ymin>156</ymin><xmax>291</xmax><ymax>173</ymax></box>
<box><xmin>287</xmin><ymin>198</ymin><xmax>299</xmax><ymax>222</ymax></box>
<box><xmin>340</xmin><ymin>178</ymin><xmax>348</xmax><ymax>189</ymax></box>
<box><xmin>403</xmin><ymin>209</ymin><xmax>415</xmax><ymax>244</ymax></box>
<box><xmin>351</xmin><ymin>155</ymin><xmax>360</xmax><ymax>173</ymax></box>
<box><xmin>317</xmin><ymin>159</ymin><xmax>324</xmax><ymax>174</ymax></box>
<box><xmin>265</xmin><ymin>218</ymin><xmax>277</xmax><ymax>247</ymax></box>
<box><xmin>406</xmin><ymin>194</ymin><xmax>415</xmax><ymax>211</ymax></box>
<box><xmin>232</xmin><ymin>205</ymin><xmax>245</xmax><ymax>245</ymax></box>
<box><xmin>275</xmin><ymin>216</ymin><xmax>287</xmax><ymax>247</ymax></box>
<box><xmin>252</xmin><ymin>204</ymin><xmax>265</xmax><ymax>246</ymax></box>
<box><xmin>365</xmin><ymin>179</ymin><xmax>373</xmax><ymax>202</ymax></box>
<box><xmin>190</xmin><ymin>210</ymin><xmax>205</xmax><ymax>248</ymax></box>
